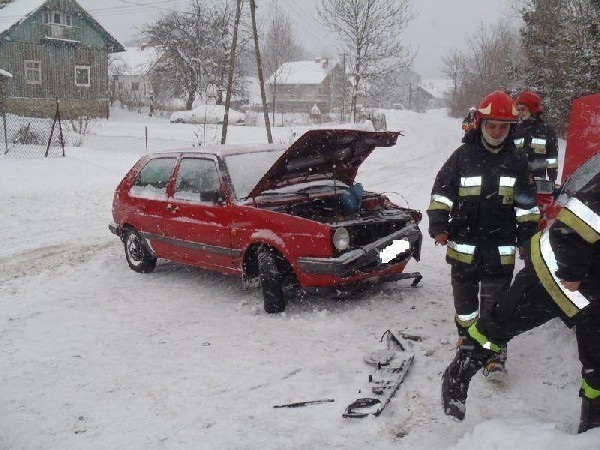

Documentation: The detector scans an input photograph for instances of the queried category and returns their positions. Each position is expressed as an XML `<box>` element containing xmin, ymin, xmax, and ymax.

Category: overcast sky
<box><xmin>79</xmin><ymin>0</ymin><xmax>517</xmax><ymax>78</ymax></box>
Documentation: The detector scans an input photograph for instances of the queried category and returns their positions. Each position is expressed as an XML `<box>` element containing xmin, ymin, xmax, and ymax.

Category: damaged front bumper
<box><xmin>296</xmin><ymin>224</ymin><xmax>422</xmax><ymax>278</ymax></box>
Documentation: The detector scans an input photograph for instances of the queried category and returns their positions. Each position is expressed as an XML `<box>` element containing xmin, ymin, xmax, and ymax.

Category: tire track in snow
<box><xmin>0</xmin><ymin>240</ymin><xmax>118</xmax><ymax>284</ymax></box>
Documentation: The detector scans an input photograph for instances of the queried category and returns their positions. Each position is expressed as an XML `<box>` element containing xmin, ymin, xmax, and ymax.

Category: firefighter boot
<box><xmin>483</xmin><ymin>344</ymin><xmax>507</xmax><ymax>382</ymax></box>
<box><xmin>578</xmin><ymin>396</ymin><xmax>600</xmax><ymax>433</ymax></box>
<box><xmin>441</xmin><ymin>341</ymin><xmax>492</xmax><ymax>420</ymax></box>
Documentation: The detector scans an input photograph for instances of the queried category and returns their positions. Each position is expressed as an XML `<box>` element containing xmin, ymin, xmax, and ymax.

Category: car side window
<box><xmin>130</xmin><ymin>157</ymin><xmax>176</xmax><ymax>198</ymax></box>
<box><xmin>174</xmin><ymin>158</ymin><xmax>223</xmax><ymax>203</ymax></box>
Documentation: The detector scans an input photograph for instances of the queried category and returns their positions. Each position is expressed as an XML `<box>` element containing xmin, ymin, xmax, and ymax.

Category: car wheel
<box><xmin>123</xmin><ymin>229</ymin><xmax>157</xmax><ymax>273</ymax></box>
<box><xmin>258</xmin><ymin>248</ymin><xmax>287</xmax><ymax>313</ymax></box>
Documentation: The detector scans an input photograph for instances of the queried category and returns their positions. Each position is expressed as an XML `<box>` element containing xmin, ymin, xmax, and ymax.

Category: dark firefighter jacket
<box><xmin>530</xmin><ymin>171</ymin><xmax>600</xmax><ymax>321</ymax></box>
<box><xmin>427</xmin><ymin>130</ymin><xmax>540</xmax><ymax>274</ymax></box>
<box><xmin>513</xmin><ymin>117</ymin><xmax>559</xmax><ymax>182</ymax></box>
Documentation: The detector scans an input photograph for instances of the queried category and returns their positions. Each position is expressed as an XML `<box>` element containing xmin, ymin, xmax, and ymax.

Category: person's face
<box><xmin>517</xmin><ymin>104</ymin><xmax>531</xmax><ymax>121</ymax></box>
<box><xmin>484</xmin><ymin>120</ymin><xmax>510</xmax><ymax>139</ymax></box>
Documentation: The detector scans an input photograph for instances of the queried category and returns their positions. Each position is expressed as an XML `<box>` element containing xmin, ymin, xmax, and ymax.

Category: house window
<box><xmin>131</xmin><ymin>82</ymin><xmax>140</xmax><ymax>91</ymax></box>
<box><xmin>43</xmin><ymin>10</ymin><xmax>73</xmax><ymax>26</ymax></box>
<box><xmin>24</xmin><ymin>60</ymin><xmax>41</xmax><ymax>84</ymax></box>
<box><xmin>75</xmin><ymin>66</ymin><xmax>90</xmax><ymax>87</ymax></box>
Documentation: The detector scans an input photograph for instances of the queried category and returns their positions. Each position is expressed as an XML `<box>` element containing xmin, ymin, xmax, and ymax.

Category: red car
<box><xmin>538</xmin><ymin>94</ymin><xmax>600</xmax><ymax>229</ymax></box>
<box><xmin>109</xmin><ymin>129</ymin><xmax>423</xmax><ymax>313</ymax></box>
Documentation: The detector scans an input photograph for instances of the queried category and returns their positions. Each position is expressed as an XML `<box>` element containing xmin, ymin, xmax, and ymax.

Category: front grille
<box><xmin>347</xmin><ymin>209</ymin><xmax>413</xmax><ymax>248</ymax></box>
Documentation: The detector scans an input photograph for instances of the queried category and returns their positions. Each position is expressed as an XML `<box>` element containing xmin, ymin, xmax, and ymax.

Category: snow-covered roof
<box><xmin>0</xmin><ymin>0</ymin><xmax>124</xmax><ymax>52</ymax></box>
<box><xmin>0</xmin><ymin>0</ymin><xmax>47</xmax><ymax>34</ymax></box>
<box><xmin>0</xmin><ymin>69</ymin><xmax>13</xmax><ymax>78</ymax></box>
<box><xmin>420</xmin><ymin>78</ymin><xmax>453</xmax><ymax>99</ymax></box>
<box><xmin>111</xmin><ymin>46</ymin><xmax>161</xmax><ymax>76</ymax></box>
<box><xmin>267</xmin><ymin>59</ymin><xmax>339</xmax><ymax>86</ymax></box>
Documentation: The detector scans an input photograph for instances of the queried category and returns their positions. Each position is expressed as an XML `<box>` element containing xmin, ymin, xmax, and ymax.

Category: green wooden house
<box><xmin>0</xmin><ymin>0</ymin><xmax>124</xmax><ymax>118</ymax></box>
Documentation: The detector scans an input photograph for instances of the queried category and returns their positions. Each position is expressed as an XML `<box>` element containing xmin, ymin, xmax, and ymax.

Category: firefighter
<box><xmin>461</xmin><ymin>106</ymin><xmax>478</xmax><ymax>134</ymax></box>
<box><xmin>441</xmin><ymin>172</ymin><xmax>600</xmax><ymax>432</ymax></box>
<box><xmin>514</xmin><ymin>91</ymin><xmax>559</xmax><ymax>182</ymax></box>
<box><xmin>427</xmin><ymin>90</ymin><xmax>539</xmax><ymax>379</ymax></box>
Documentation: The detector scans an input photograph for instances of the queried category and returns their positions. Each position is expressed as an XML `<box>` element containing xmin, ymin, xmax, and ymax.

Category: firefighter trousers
<box><xmin>479</xmin><ymin>264</ymin><xmax>600</xmax><ymax>391</ymax></box>
<box><xmin>450</xmin><ymin>263</ymin><xmax>512</xmax><ymax>335</ymax></box>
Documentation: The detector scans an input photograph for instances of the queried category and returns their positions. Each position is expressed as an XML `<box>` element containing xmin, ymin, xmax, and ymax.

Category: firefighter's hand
<box><xmin>434</xmin><ymin>233</ymin><xmax>448</xmax><ymax>246</ymax></box>
<box><xmin>560</xmin><ymin>280</ymin><xmax>581</xmax><ymax>292</ymax></box>
<box><xmin>518</xmin><ymin>247</ymin><xmax>526</xmax><ymax>260</ymax></box>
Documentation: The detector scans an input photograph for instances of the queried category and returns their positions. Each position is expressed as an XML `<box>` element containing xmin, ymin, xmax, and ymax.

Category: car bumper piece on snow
<box><xmin>296</xmin><ymin>225</ymin><xmax>422</xmax><ymax>277</ymax></box>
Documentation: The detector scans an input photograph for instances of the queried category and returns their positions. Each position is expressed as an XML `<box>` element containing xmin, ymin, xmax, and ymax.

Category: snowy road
<box><xmin>1</xmin><ymin>108</ymin><xmax>598</xmax><ymax>449</ymax></box>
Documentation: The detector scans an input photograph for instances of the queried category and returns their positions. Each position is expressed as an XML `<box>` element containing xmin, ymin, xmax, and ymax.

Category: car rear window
<box><xmin>130</xmin><ymin>157</ymin><xmax>177</xmax><ymax>199</ymax></box>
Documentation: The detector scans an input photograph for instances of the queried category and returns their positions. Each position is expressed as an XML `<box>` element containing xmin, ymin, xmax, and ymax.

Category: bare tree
<box><xmin>317</xmin><ymin>0</ymin><xmax>414</xmax><ymax>121</ymax></box>
<box><xmin>144</xmin><ymin>0</ymin><xmax>248</xmax><ymax>110</ymax></box>
<box><xmin>262</xmin><ymin>1</ymin><xmax>305</xmax><ymax>123</ymax></box>
<box><xmin>442</xmin><ymin>20</ymin><xmax>522</xmax><ymax>117</ymax></box>
<box><xmin>250</xmin><ymin>0</ymin><xmax>272</xmax><ymax>143</ymax></box>
<box><xmin>221</xmin><ymin>0</ymin><xmax>243</xmax><ymax>144</ymax></box>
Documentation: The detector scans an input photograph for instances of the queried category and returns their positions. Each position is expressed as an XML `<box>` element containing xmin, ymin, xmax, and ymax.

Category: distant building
<box><xmin>110</xmin><ymin>45</ymin><xmax>159</xmax><ymax>108</ymax></box>
<box><xmin>420</xmin><ymin>78</ymin><xmax>452</xmax><ymax>109</ymax></box>
<box><xmin>0</xmin><ymin>0</ymin><xmax>124</xmax><ymax>118</ymax></box>
<box><xmin>266</xmin><ymin>58</ymin><xmax>346</xmax><ymax>114</ymax></box>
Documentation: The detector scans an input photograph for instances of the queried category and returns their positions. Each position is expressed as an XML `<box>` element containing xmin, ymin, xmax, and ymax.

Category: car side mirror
<box><xmin>200</xmin><ymin>190</ymin><xmax>225</xmax><ymax>205</ymax></box>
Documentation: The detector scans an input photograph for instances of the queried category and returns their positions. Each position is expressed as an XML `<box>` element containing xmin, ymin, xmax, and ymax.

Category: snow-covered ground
<box><xmin>1</xmin><ymin>108</ymin><xmax>599</xmax><ymax>449</ymax></box>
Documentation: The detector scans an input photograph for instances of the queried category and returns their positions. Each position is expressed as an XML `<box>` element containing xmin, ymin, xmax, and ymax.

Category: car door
<box><xmin>127</xmin><ymin>156</ymin><xmax>178</xmax><ymax>258</ymax></box>
<box><xmin>162</xmin><ymin>156</ymin><xmax>234</xmax><ymax>271</ymax></box>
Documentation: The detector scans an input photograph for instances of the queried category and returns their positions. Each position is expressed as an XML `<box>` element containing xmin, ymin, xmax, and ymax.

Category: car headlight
<box><xmin>333</xmin><ymin>227</ymin><xmax>350</xmax><ymax>251</ymax></box>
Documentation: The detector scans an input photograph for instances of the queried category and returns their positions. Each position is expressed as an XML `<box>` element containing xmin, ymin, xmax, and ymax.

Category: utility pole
<box><xmin>221</xmin><ymin>0</ymin><xmax>242</xmax><ymax>144</ymax></box>
<box><xmin>341</xmin><ymin>52</ymin><xmax>346</xmax><ymax>122</ymax></box>
<box><xmin>250</xmin><ymin>0</ymin><xmax>273</xmax><ymax>143</ymax></box>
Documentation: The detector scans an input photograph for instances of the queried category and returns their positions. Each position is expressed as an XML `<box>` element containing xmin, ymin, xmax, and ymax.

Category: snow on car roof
<box><xmin>150</xmin><ymin>143</ymin><xmax>288</xmax><ymax>158</ymax></box>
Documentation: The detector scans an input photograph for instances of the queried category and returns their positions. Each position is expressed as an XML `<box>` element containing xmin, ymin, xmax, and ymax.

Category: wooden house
<box><xmin>266</xmin><ymin>59</ymin><xmax>346</xmax><ymax>115</ymax></box>
<box><xmin>0</xmin><ymin>0</ymin><xmax>124</xmax><ymax>118</ymax></box>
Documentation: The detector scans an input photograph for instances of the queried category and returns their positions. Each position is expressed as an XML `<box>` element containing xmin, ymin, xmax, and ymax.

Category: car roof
<box><xmin>149</xmin><ymin>143</ymin><xmax>288</xmax><ymax>158</ymax></box>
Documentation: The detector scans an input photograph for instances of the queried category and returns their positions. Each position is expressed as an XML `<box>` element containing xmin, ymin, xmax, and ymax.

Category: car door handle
<box><xmin>166</xmin><ymin>203</ymin><xmax>179</xmax><ymax>213</ymax></box>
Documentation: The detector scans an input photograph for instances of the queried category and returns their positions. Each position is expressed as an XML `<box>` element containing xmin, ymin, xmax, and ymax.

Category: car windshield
<box><xmin>562</xmin><ymin>153</ymin><xmax>600</xmax><ymax>196</ymax></box>
<box><xmin>224</xmin><ymin>149</ymin><xmax>285</xmax><ymax>199</ymax></box>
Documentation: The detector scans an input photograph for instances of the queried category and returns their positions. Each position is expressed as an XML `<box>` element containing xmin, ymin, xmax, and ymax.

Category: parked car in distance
<box><xmin>170</xmin><ymin>104</ymin><xmax>245</xmax><ymax>125</ymax></box>
<box><xmin>109</xmin><ymin>129</ymin><xmax>423</xmax><ymax>313</ymax></box>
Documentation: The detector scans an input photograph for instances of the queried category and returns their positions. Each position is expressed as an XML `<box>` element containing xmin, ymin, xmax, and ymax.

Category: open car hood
<box><xmin>563</xmin><ymin>94</ymin><xmax>600</xmax><ymax>183</ymax></box>
<box><xmin>247</xmin><ymin>129</ymin><xmax>400</xmax><ymax>198</ymax></box>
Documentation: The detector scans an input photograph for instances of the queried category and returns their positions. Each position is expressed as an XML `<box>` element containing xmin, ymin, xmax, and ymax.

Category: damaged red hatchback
<box><xmin>110</xmin><ymin>129</ymin><xmax>423</xmax><ymax>313</ymax></box>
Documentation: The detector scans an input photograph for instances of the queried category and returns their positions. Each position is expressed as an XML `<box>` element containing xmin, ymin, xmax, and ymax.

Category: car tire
<box><xmin>258</xmin><ymin>248</ymin><xmax>287</xmax><ymax>313</ymax></box>
<box><xmin>123</xmin><ymin>228</ymin><xmax>157</xmax><ymax>273</ymax></box>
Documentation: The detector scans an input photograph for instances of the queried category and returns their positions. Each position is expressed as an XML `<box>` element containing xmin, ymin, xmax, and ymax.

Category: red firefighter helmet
<box><xmin>515</xmin><ymin>91</ymin><xmax>543</xmax><ymax>114</ymax></box>
<box><xmin>476</xmin><ymin>90</ymin><xmax>519</xmax><ymax>124</ymax></box>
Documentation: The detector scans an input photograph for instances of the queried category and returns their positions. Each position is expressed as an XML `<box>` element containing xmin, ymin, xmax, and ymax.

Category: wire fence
<box><xmin>0</xmin><ymin>105</ymin><xmax>65</xmax><ymax>158</ymax></box>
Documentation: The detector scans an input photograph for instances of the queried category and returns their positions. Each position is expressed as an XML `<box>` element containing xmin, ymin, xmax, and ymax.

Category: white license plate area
<box><xmin>379</xmin><ymin>239</ymin><xmax>410</xmax><ymax>264</ymax></box>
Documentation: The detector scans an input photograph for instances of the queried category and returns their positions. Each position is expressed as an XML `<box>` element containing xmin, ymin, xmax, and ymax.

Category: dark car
<box><xmin>109</xmin><ymin>129</ymin><xmax>423</xmax><ymax>313</ymax></box>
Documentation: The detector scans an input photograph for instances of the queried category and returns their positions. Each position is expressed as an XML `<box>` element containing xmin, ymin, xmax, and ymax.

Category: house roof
<box><xmin>0</xmin><ymin>0</ymin><xmax>125</xmax><ymax>52</ymax></box>
<box><xmin>0</xmin><ymin>0</ymin><xmax>46</xmax><ymax>34</ymax></box>
<box><xmin>111</xmin><ymin>46</ymin><xmax>161</xmax><ymax>76</ymax></box>
<box><xmin>266</xmin><ymin>59</ymin><xmax>339</xmax><ymax>86</ymax></box>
